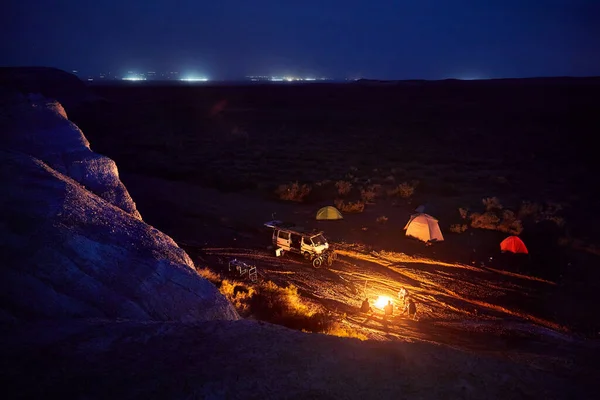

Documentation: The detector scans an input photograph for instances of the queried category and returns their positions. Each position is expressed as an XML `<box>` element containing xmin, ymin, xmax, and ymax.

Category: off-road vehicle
<box><xmin>264</xmin><ymin>220</ymin><xmax>337</xmax><ymax>268</ymax></box>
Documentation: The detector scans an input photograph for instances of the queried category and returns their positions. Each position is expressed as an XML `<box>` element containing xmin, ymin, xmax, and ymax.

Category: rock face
<box><xmin>1</xmin><ymin>319</ymin><xmax>596</xmax><ymax>400</ymax></box>
<box><xmin>1</xmin><ymin>94</ymin><xmax>141</xmax><ymax>218</ymax></box>
<box><xmin>0</xmin><ymin>97</ymin><xmax>238</xmax><ymax>322</ymax></box>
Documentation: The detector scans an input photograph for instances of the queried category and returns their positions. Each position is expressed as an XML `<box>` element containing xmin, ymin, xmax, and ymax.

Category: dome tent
<box><xmin>316</xmin><ymin>206</ymin><xmax>343</xmax><ymax>220</ymax></box>
<box><xmin>404</xmin><ymin>213</ymin><xmax>444</xmax><ymax>243</ymax></box>
<box><xmin>500</xmin><ymin>236</ymin><xmax>528</xmax><ymax>254</ymax></box>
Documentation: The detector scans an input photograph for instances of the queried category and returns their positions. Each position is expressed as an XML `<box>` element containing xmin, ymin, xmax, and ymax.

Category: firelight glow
<box><xmin>375</xmin><ymin>296</ymin><xmax>393</xmax><ymax>309</ymax></box>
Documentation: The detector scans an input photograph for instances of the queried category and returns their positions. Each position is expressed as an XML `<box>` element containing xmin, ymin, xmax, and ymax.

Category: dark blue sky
<box><xmin>2</xmin><ymin>0</ymin><xmax>599</xmax><ymax>79</ymax></box>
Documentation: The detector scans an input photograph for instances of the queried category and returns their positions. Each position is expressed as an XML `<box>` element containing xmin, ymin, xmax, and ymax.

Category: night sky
<box><xmin>2</xmin><ymin>0</ymin><xmax>599</xmax><ymax>79</ymax></box>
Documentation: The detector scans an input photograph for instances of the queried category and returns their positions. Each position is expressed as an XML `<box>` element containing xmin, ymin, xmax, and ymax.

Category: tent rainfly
<box><xmin>316</xmin><ymin>206</ymin><xmax>343</xmax><ymax>220</ymax></box>
<box><xmin>404</xmin><ymin>213</ymin><xmax>444</xmax><ymax>243</ymax></box>
<box><xmin>500</xmin><ymin>236</ymin><xmax>528</xmax><ymax>254</ymax></box>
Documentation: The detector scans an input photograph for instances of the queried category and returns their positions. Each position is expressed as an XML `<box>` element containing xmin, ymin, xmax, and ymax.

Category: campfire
<box><xmin>375</xmin><ymin>295</ymin><xmax>394</xmax><ymax>309</ymax></box>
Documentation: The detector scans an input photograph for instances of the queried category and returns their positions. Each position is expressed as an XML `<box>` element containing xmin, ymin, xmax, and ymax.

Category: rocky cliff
<box><xmin>0</xmin><ymin>94</ymin><xmax>238</xmax><ymax>322</ymax></box>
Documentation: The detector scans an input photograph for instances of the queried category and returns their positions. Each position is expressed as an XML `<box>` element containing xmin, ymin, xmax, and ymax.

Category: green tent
<box><xmin>316</xmin><ymin>206</ymin><xmax>343</xmax><ymax>220</ymax></box>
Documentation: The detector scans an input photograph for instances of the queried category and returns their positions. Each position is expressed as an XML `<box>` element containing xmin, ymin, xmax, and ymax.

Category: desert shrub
<box><xmin>388</xmin><ymin>181</ymin><xmax>417</xmax><ymax>198</ymax></box>
<box><xmin>335</xmin><ymin>180</ymin><xmax>353</xmax><ymax>196</ymax></box>
<box><xmin>220</xmin><ymin>279</ymin><xmax>255</xmax><ymax>314</ymax></box>
<box><xmin>360</xmin><ymin>185</ymin><xmax>378</xmax><ymax>203</ymax></box>
<box><xmin>518</xmin><ymin>201</ymin><xmax>565</xmax><ymax>227</ymax></box>
<box><xmin>449</xmin><ymin>224</ymin><xmax>468</xmax><ymax>233</ymax></box>
<box><xmin>248</xmin><ymin>282</ymin><xmax>333</xmax><ymax>332</ymax></box>
<box><xmin>376</xmin><ymin>215</ymin><xmax>389</xmax><ymax>224</ymax></box>
<box><xmin>197</xmin><ymin>268</ymin><xmax>221</xmax><ymax>284</ymax></box>
<box><xmin>469</xmin><ymin>208</ymin><xmax>524</xmax><ymax>234</ymax></box>
<box><xmin>496</xmin><ymin>210</ymin><xmax>524</xmax><ymax>235</ymax></box>
<box><xmin>335</xmin><ymin>199</ymin><xmax>365</xmax><ymax>213</ymax></box>
<box><xmin>324</xmin><ymin>321</ymin><xmax>367</xmax><ymax>340</ymax></box>
<box><xmin>518</xmin><ymin>201</ymin><xmax>541</xmax><ymax>219</ymax></box>
<box><xmin>203</xmin><ymin>271</ymin><xmax>338</xmax><ymax>333</ymax></box>
<box><xmin>458</xmin><ymin>207</ymin><xmax>469</xmax><ymax>219</ymax></box>
<box><xmin>275</xmin><ymin>181</ymin><xmax>312</xmax><ymax>202</ymax></box>
<box><xmin>539</xmin><ymin>202</ymin><xmax>565</xmax><ymax>227</ymax></box>
<box><xmin>482</xmin><ymin>197</ymin><xmax>503</xmax><ymax>211</ymax></box>
<box><xmin>469</xmin><ymin>211</ymin><xmax>500</xmax><ymax>230</ymax></box>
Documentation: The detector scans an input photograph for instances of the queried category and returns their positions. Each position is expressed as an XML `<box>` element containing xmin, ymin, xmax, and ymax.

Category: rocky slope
<box><xmin>1</xmin><ymin>319</ymin><xmax>597</xmax><ymax>399</ymax></box>
<box><xmin>0</xmin><ymin>95</ymin><xmax>238</xmax><ymax>322</ymax></box>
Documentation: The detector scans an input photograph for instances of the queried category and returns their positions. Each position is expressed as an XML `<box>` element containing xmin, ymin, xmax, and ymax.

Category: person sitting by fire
<box><xmin>384</xmin><ymin>300</ymin><xmax>393</xmax><ymax>317</ymax></box>
<box><xmin>360</xmin><ymin>298</ymin><xmax>372</xmax><ymax>313</ymax></box>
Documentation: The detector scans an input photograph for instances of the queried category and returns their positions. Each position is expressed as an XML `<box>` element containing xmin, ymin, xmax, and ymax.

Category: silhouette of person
<box><xmin>403</xmin><ymin>298</ymin><xmax>417</xmax><ymax>320</ymax></box>
<box><xmin>384</xmin><ymin>300</ymin><xmax>393</xmax><ymax>316</ymax></box>
<box><xmin>360</xmin><ymin>298</ymin><xmax>372</xmax><ymax>313</ymax></box>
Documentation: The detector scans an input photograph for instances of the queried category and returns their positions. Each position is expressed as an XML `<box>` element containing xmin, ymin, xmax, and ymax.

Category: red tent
<box><xmin>500</xmin><ymin>236</ymin><xmax>528</xmax><ymax>254</ymax></box>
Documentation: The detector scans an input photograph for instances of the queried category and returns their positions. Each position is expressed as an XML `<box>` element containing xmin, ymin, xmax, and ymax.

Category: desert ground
<box><xmin>69</xmin><ymin>79</ymin><xmax>600</xmax><ymax>366</ymax></box>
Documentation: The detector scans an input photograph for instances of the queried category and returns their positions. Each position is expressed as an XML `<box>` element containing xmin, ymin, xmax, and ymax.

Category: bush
<box><xmin>197</xmin><ymin>268</ymin><xmax>221</xmax><ymax>283</ymax></box>
<box><xmin>275</xmin><ymin>181</ymin><xmax>312</xmax><ymax>202</ymax></box>
<box><xmin>388</xmin><ymin>181</ymin><xmax>417</xmax><ymax>198</ymax></box>
<box><xmin>482</xmin><ymin>197</ymin><xmax>503</xmax><ymax>211</ymax></box>
<box><xmin>517</xmin><ymin>201</ymin><xmax>565</xmax><ymax>227</ymax></box>
<box><xmin>325</xmin><ymin>321</ymin><xmax>368</xmax><ymax>340</ymax></box>
<box><xmin>360</xmin><ymin>186</ymin><xmax>378</xmax><ymax>203</ymax></box>
<box><xmin>467</xmin><ymin>198</ymin><xmax>564</xmax><ymax>235</ymax></box>
<box><xmin>376</xmin><ymin>215</ymin><xmax>388</xmax><ymax>224</ymax></box>
<box><xmin>470</xmin><ymin>212</ymin><xmax>500</xmax><ymax>230</ymax></box>
<box><xmin>518</xmin><ymin>201</ymin><xmax>541</xmax><ymax>219</ymax></box>
<box><xmin>469</xmin><ymin>209</ymin><xmax>523</xmax><ymax>234</ymax></box>
<box><xmin>458</xmin><ymin>207</ymin><xmax>469</xmax><ymax>219</ymax></box>
<box><xmin>335</xmin><ymin>199</ymin><xmax>365</xmax><ymax>213</ymax></box>
<box><xmin>449</xmin><ymin>224</ymin><xmax>468</xmax><ymax>233</ymax></box>
<box><xmin>198</xmin><ymin>269</ymin><xmax>362</xmax><ymax>335</ymax></box>
<box><xmin>335</xmin><ymin>180</ymin><xmax>353</xmax><ymax>196</ymax></box>
<box><xmin>497</xmin><ymin>210</ymin><xmax>524</xmax><ymax>235</ymax></box>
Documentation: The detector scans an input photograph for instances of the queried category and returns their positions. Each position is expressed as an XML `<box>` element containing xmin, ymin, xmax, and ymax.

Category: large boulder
<box><xmin>0</xmin><ymin>95</ymin><xmax>238</xmax><ymax>322</ymax></box>
<box><xmin>0</xmin><ymin>94</ymin><xmax>141</xmax><ymax>218</ymax></box>
<box><xmin>0</xmin><ymin>150</ymin><xmax>238</xmax><ymax>321</ymax></box>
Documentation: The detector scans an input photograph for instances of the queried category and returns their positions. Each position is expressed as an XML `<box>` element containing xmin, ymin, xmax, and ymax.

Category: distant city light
<box><xmin>87</xmin><ymin>71</ymin><xmax>329</xmax><ymax>82</ymax></box>
<box><xmin>180</xmin><ymin>76</ymin><xmax>208</xmax><ymax>82</ymax></box>
<box><xmin>267</xmin><ymin>76</ymin><xmax>324</xmax><ymax>82</ymax></box>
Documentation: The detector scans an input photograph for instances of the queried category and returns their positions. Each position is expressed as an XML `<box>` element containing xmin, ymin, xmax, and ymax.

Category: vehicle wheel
<box><xmin>303</xmin><ymin>252</ymin><xmax>311</xmax><ymax>260</ymax></box>
<box><xmin>312</xmin><ymin>257</ymin><xmax>322</xmax><ymax>268</ymax></box>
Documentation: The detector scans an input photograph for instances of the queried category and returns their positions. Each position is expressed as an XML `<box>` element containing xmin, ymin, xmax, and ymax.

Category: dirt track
<box><xmin>185</xmin><ymin>240</ymin><xmax>572</xmax><ymax>350</ymax></box>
